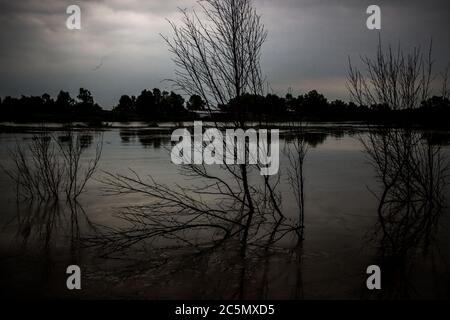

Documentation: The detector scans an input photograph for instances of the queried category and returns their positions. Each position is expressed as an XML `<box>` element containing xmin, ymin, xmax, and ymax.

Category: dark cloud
<box><xmin>0</xmin><ymin>0</ymin><xmax>449</xmax><ymax>107</ymax></box>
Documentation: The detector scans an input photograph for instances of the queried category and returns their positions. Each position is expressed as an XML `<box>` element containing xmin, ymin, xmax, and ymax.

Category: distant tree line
<box><xmin>113</xmin><ymin>88</ymin><xmax>187</xmax><ymax>120</ymax></box>
<box><xmin>1</xmin><ymin>87</ymin><xmax>449</xmax><ymax>126</ymax></box>
<box><xmin>0</xmin><ymin>88</ymin><xmax>103</xmax><ymax>123</ymax></box>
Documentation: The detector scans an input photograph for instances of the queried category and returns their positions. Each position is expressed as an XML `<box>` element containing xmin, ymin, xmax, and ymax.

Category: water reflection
<box><xmin>1</xmin><ymin>126</ymin><xmax>450</xmax><ymax>299</ymax></box>
<box><xmin>57</xmin><ymin>133</ymin><xmax>94</xmax><ymax>149</ymax></box>
<box><xmin>283</xmin><ymin>126</ymin><xmax>355</xmax><ymax>147</ymax></box>
<box><xmin>284</xmin><ymin>131</ymin><xmax>327</xmax><ymax>148</ymax></box>
<box><xmin>119</xmin><ymin>129</ymin><xmax>171</xmax><ymax>149</ymax></box>
<box><xmin>12</xmin><ymin>199</ymin><xmax>94</xmax><ymax>257</ymax></box>
<box><xmin>363</xmin><ymin>128</ymin><xmax>450</xmax><ymax>298</ymax></box>
<box><xmin>0</xmin><ymin>198</ymin><xmax>97</xmax><ymax>298</ymax></box>
<box><xmin>86</xmin><ymin>124</ymin><xmax>312</xmax><ymax>299</ymax></box>
<box><xmin>120</xmin><ymin>127</ymin><xmax>337</xmax><ymax>150</ymax></box>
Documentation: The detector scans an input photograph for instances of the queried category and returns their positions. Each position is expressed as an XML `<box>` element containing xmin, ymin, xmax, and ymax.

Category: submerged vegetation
<box><xmin>2</xmin><ymin>130</ymin><xmax>102</xmax><ymax>201</ymax></box>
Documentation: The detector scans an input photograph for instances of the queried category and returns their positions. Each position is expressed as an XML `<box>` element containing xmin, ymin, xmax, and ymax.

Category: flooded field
<box><xmin>1</xmin><ymin>122</ymin><xmax>449</xmax><ymax>299</ymax></box>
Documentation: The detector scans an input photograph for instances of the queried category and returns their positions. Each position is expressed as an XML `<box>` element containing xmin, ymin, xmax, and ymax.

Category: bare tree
<box><xmin>91</xmin><ymin>0</ymin><xmax>304</xmax><ymax>259</ymax></box>
<box><xmin>162</xmin><ymin>0</ymin><xmax>267</xmax><ymax>116</ymax></box>
<box><xmin>285</xmin><ymin>122</ymin><xmax>308</xmax><ymax>243</ymax></box>
<box><xmin>58</xmin><ymin>131</ymin><xmax>103</xmax><ymax>200</ymax></box>
<box><xmin>347</xmin><ymin>37</ymin><xmax>434</xmax><ymax>110</ymax></box>
<box><xmin>5</xmin><ymin>133</ymin><xmax>64</xmax><ymax>201</ymax></box>
<box><xmin>3</xmin><ymin>129</ymin><xmax>103</xmax><ymax>201</ymax></box>
<box><xmin>442</xmin><ymin>64</ymin><xmax>450</xmax><ymax>100</ymax></box>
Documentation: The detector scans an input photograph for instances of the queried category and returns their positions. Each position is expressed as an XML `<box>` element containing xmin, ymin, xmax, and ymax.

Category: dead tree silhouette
<box><xmin>347</xmin><ymin>37</ymin><xmax>434</xmax><ymax>110</ymax></box>
<box><xmin>89</xmin><ymin>1</ymin><xmax>306</xmax><ymax>279</ymax></box>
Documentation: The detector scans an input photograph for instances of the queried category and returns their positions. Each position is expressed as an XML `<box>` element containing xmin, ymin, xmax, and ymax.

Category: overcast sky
<box><xmin>0</xmin><ymin>0</ymin><xmax>449</xmax><ymax>108</ymax></box>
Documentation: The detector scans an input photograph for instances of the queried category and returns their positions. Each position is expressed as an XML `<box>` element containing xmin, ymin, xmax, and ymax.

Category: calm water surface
<box><xmin>0</xmin><ymin>123</ymin><xmax>449</xmax><ymax>299</ymax></box>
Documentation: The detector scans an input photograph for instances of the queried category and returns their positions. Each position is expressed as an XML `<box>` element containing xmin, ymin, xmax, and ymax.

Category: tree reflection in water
<box><xmin>83</xmin><ymin>123</ymin><xmax>314</xmax><ymax>299</ymax></box>
<box><xmin>13</xmin><ymin>199</ymin><xmax>95</xmax><ymax>257</ymax></box>
<box><xmin>3</xmin><ymin>127</ymin><xmax>449</xmax><ymax>299</ymax></box>
<box><xmin>362</xmin><ymin>128</ymin><xmax>450</xmax><ymax>298</ymax></box>
<box><xmin>0</xmin><ymin>198</ymin><xmax>97</xmax><ymax>298</ymax></box>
